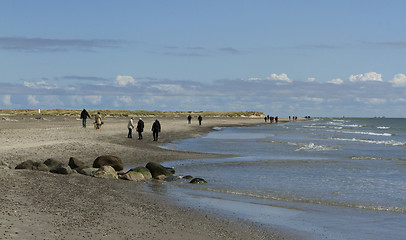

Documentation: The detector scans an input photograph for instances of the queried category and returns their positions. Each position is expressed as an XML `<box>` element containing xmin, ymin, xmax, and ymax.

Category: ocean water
<box><xmin>158</xmin><ymin>118</ymin><xmax>406</xmax><ymax>240</ymax></box>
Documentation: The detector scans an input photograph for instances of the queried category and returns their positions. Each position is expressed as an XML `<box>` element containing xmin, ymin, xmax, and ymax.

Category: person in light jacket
<box><xmin>95</xmin><ymin>112</ymin><xmax>102</xmax><ymax>129</ymax></box>
<box><xmin>128</xmin><ymin>117</ymin><xmax>135</xmax><ymax>138</ymax></box>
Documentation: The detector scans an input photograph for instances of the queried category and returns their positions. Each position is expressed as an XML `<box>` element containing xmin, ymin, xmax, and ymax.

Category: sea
<box><xmin>154</xmin><ymin>118</ymin><xmax>406</xmax><ymax>240</ymax></box>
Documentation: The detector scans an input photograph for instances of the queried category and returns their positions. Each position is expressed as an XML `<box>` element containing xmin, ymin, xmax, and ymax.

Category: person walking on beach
<box><xmin>128</xmin><ymin>117</ymin><xmax>135</xmax><ymax>138</ymax></box>
<box><xmin>95</xmin><ymin>112</ymin><xmax>102</xmax><ymax>129</ymax></box>
<box><xmin>187</xmin><ymin>115</ymin><xmax>192</xmax><ymax>124</ymax></box>
<box><xmin>152</xmin><ymin>119</ymin><xmax>161</xmax><ymax>141</ymax></box>
<box><xmin>198</xmin><ymin>115</ymin><xmax>202</xmax><ymax>126</ymax></box>
<box><xmin>136</xmin><ymin>118</ymin><xmax>144</xmax><ymax>140</ymax></box>
<box><xmin>80</xmin><ymin>108</ymin><xmax>92</xmax><ymax>128</ymax></box>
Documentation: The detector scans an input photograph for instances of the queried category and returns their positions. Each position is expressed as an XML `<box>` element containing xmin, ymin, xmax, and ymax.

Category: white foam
<box><xmin>295</xmin><ymin>142</ymin><xmax>337</xmax><ymax>152</ymax></box>
<box><xmin>332</xmin><ymin>137</ymin><xmax>406</xmax><ymax>146</ymax></box>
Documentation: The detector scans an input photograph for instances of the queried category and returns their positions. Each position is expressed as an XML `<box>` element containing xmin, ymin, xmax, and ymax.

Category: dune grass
<box><xmin>0</xmin><ymin>109</ymin><xmax>264</xmax><ymax>118</ymax></box>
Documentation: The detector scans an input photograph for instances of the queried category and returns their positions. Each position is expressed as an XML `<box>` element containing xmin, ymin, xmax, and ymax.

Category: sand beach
<box><xmin>0</xmin><ymin>115</ymin><xmax>296</xmax><ymax>240</ymax></box>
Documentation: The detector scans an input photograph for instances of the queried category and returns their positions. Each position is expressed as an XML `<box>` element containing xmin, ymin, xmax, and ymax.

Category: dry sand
<box><xmin>0</xmin><ymin>115</ymin><xmax>297</xmax><ymax>240</ymax></box>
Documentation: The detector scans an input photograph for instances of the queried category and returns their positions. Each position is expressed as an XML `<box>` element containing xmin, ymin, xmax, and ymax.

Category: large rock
<box><xmin>44</xmin><ymin>158</ymin><xmax>63</xmax><ymax>169</ymax></box>
<box><xmin>33</xmin><ymin>162</ymin><xmax>49</xmax><ymax>171</ymax></box>
<box><xmin>93</xmin><ymin>155</ymin><xmax>123</xmax><ymax>171</ymax></box>
<box><xmin>119</xmin><ymin>171</ymin><xmax>145</xmax><ymax>181</ymax></box>
<box><xmin>190</xmin><ymin>178</ymin><xmax>207</xmax><ymax>184</ymax></box>
<box><xmin>15</xmin><ymin>160</ymin><xmax>48</xmax><ymax>171</ymax></box>
<box><xmin>68</xmin><ymin>157</ymin><xmax>89</xmax><ymax>170</ymax></box>
<box><xmin>50</xmin><ymin>164</ymin><xmax>72</xmax><ymax>175</ymax></box>
<box><xmin>93</xmin><ymin>165</ymin><xmax>118</xmax><ymax>179</ymax></box>
<box><xmin>15</xmin><ymin>160</ymin><xmax>35</xmax><ymax>170</ymax></box>
<box><xmin>145</xmin><ymin>162</ymin><xmax>174</xmax><ymax>179</ymax></box>
<box><xmin>127</xmin><ymin>167</ymin><xmax>152</xmax><ymax>180</ymax></box>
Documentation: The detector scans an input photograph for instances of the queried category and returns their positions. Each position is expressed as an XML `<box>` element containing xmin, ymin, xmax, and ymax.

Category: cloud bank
<box><xmin>1</xmin><ymin>72</ymin><xmax>406</xmax><ymax>117</ymax></box>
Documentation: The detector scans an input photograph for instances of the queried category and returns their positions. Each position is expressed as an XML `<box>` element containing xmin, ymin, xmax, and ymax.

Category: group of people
<box><xmin>264</xmin><ymin>115</ymin><xmax>278</xmax><ymax>123</ymax></box>
<box><xmin>80</xmin><ymin>108</ymin><xmax>162</xmax><ymax>141</ymax></box>
<box><xmin>187</xmin><ymin>114</ymin><xmax>203</xmax><ymax>125</ymax></box>
<box><xmin>128</xmin><ymin>117</ymin><xmax>161</xmax><ymax>141</ymax></box>
<box><xmin>80</xmin><ymin>108</ymin><xmax>102</xmax><ymax>129</ymax></box>
<box><xmin>127</xmin><ymin>118</ymin><xmax>161</xmax><ymax>141</ymax></box>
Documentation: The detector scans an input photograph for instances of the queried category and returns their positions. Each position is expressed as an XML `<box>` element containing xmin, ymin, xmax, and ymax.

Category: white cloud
<box><xmin>291</xmin><ymin>96</ymin><xmax>324</xmax><ymax>103</ymax></box>
<box><xmin>356</xmin><ymin>97</ymin><xmax>386</xmax><ymax>105</ymax></box>
<box><xmin>2</xmin><ymin>95</ymin><xmax>12</xmax><ymax>106</ymax></box>
<box><xmin>349</xmin><ymin>72</ymin><xmax>382</xmax><ymax>82</ymax></box>
<box><xmin>151</xmin><ymin>84</ymin><xmax>185</xmax><ymax>94</ymax></box>
<box><xmin>391</xmin><ymin>97</ymin><xmax>406</xmax><ymax>103</ymax></box>
<box><xmin>328</xmin><ymin>78</ymin><xmax>344</xmax><ymax>85</ymax></box>
<box><xmin>267</xmin><ymin>73</ymin><xmax>292</xmax><ymax>83</ymax></box>
<box><xmin>248</xmin><ymin>77</ymin><xmax>262</xmax><ymax>81</ymax></box>
<box><xmin>24</xmin><ymin>81</ymin><xmax>58</xmax><ymax>89</ymax></box>
<box><xmin>27</xmin><ymin>95</ymin><xmax>39</xmax><ymax>105</ymax></box>
<box><xmin>114</xmin><ymin>96</ymin><xmax>133</xmax><ymax>107</ymax></box>
<box><xmin>115</xmin><ymin>75</ymin><xmax>136</xmax><ymax>86</ymax></box>
<box><xmin>389</xmin><ymin>73</ymin><xmax>406</xmax><ymax>87</ymax></box>
<box><xmin>307</xmin><ymin>77</ymin><xmax>316</xmax><ymax>82</ymax></box>
<box><xmin>84</xmin><ymin>96</ymin><xmax>102</xmax><ymax>105</ymax></box>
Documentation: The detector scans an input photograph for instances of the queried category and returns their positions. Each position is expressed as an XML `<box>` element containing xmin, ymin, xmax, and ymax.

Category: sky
<box><xmin>1</xmin><ymin>0</ymin><xmax>406</xmax><ymax>117</ymax></box>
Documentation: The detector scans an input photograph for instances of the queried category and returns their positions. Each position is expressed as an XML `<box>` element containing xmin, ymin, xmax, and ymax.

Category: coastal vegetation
<box><xmin>0</xmin><ymin>109</ymin><xmax>264</xmax><ymax>118</ymax></box>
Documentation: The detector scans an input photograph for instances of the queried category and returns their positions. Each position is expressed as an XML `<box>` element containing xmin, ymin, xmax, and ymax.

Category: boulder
<box><xmin>93</xmin><ymin>165</ymin><xmax>118</xmax><ymax>179</ymax></box>
<box><xmin>119</xmin><ymin>171</ymin><xmax>145</xmax><ymax>181</ymax></box>
<box><xmin>15</xmin><ymin>160</ymin><xmax>35</xmax><ymax>170</ymax></box>
<box><xmin>190</xmin><ymin>178</ymin><xmax>207</xmax><ymax>184</ymax></box>
<box><xmin>68</xmin><ymin>157</ymin><xmax>89</xmax><ymax>170</ymax></box>
<box><xmin>77</xmin><ymin>167</ymin><xmax>99</xmax><ymax>176</ymax></box>
<box><xmin>127</xmin><ymin>167</ymin><xmax>152</xmax><ymax>180</ymax></box>
<box><xmin>15</xmin><ymin>160</ymin><xmax>49</xmax><ymax>171</ymax></box>
<box><xmin>33</xmin><ymin>162</ymin><xmax>49</xmax><ymax>171</ymax></box>
<box><xmin>93</xmin><ymin>155</ymin><xmax>123</xmax><ymax>171</ymax></box>
<box><xmin>183</xmin><ymin>175</ymin><xmax>194</xmax><ymax>180</ymax></box>
<box><xmin>44</xmin><ymin>158</ymin><xmax>63</xmax><ymax>169</ymax></box>
<box><xmin>50</xmin><ymin>164</ymin><xmax>72</xmax><ymax>175</ymax></box>
<box><xmin>145</xmin><ymin>162</ymin><xmax>174</xmax><ymax>179</ymax></box>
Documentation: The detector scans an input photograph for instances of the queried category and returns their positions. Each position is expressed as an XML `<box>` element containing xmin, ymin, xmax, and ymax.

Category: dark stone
<box><xmin>44</xmin><ymin>158</ymin><xmax>63</xmax><ymax>169</ymax></box>
<box><xmin>15</xmin><ymin>160</ymin><xmax>35</xmax><ymax>170</ymax></box>
<box><xmin>93</xmin><ymin>155</ymin><xmax>123</xmax><ymax>171</ymax></box>
<box><xmin>50</xmin><ymin>164</ymin><xmax>72</xmax><ymax>175</ymax></box>
<box><xmin>68</xmin><ymin>157</ymin><xmax>89</xmax><ymax>170</ymax></box>
<box><xmin>183</xmin><ymin>175</ymin><xmax>194</xmax><ymax>180</ymax></box>
<box><xmin>190</xmin><ymin>178</ymin><xmax>207</xmax><ymax>184</ymax></box>
<box><xmin>145</xmin><ymin>162</ymin><xmax>174</xmax><ymax>179</ymax></box>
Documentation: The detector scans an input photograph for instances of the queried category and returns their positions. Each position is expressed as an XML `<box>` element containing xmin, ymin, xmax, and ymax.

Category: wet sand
<box><xmin>0</xmin><ymin>115</ymin><xmax>297</xmax><ymax>240</ymax></box>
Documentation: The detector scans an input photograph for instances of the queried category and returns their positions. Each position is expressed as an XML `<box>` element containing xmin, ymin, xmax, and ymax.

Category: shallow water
<box><xmin>159</xmin><ymin>118</ymin><xmax>406</xmax><ymax>239</ymax></box>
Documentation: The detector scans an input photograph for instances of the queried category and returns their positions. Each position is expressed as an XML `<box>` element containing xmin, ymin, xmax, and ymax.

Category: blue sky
<box><xmin>1</xmin><ymin>1</ymin><xmax>406</xmax><ymax>117</ymax></box>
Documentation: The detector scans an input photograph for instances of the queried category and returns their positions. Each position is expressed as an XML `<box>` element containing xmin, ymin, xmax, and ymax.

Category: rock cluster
<box><xmin>11</xmin><ymin>156</ymin><xmax>206</xmax><ymax>184</ymax></box>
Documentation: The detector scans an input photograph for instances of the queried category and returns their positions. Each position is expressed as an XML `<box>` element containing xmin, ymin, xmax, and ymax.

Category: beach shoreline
<box><xmin>0</xmin><ymin>115</ymin><xmax>299</xmax><ymax>239</ymax></box>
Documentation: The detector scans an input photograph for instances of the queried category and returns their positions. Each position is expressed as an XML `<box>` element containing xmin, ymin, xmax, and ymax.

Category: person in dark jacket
<box><xmin>151</xmin><ymin>119</ymin><xmax>161</xmax><ymax>141</ymax></box>
<box><xmin>187</xmin><ymin>115</ymin><xmax>192</xmax><ymax>124</ymax></box>
<box><xmin>136</xmin><ymin>118</ymin><xmax>144</xmax><ymax>140</ymax></box>
<box><xmin>198</xmin><ymin>115</ymin><xmax>203</xmax><ymax>126</ymax></box>
<box><xmin>80</xmin><ymin>108</ymin><xmax>92</xmax><ymax>128</ymax></box>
